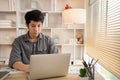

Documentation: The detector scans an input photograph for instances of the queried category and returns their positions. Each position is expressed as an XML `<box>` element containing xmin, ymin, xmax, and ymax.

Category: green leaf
<box><xmin>79</xmin><ymin>68</ymin><xmax>87</xmax><ymax>77</ymax></box>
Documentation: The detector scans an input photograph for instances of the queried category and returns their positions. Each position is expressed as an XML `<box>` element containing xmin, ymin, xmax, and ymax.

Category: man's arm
<box><xmin>9</xmin><ymin>38</ymin><xmax>29</xmax><ymax>73</ymax></box>
<box><xmin>13</xmin><ymin>61</ymin><xmax>30</xmax><ymax>73</ymax></box>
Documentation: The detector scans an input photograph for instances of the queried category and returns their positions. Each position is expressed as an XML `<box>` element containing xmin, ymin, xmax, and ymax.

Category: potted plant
<box><xmin>79</xmin><ymin>67</ymin><xmax>89</xmax><ymax>80</ymax></box>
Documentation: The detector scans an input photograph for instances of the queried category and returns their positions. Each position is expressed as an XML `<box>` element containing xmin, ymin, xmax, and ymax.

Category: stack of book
<box><xmin>0</xmin><ymin>20</ymin><xmax>13</xmax><ymax>28</ymax></box>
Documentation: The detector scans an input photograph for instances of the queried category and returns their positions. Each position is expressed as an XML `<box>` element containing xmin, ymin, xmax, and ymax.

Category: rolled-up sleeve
<box><xmin>9</xmin><ymin>39</ymin><xmax>22</xmax><ymax>68</ymax></box>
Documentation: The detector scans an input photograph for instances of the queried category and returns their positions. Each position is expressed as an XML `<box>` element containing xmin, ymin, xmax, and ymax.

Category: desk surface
<box><xmin>1</xmin><ymin>65</ymin><xmax>104</xmax><ymax>80</ymax></box>
<box><xmin>5</xmin><ymin>73</ymin><xmax>79</xmax><ymax>80</ymax></box>
<box><xmin>4</xmin><ymin>73</ymin><xmax>104</xmax><ymax>80</ymax></box>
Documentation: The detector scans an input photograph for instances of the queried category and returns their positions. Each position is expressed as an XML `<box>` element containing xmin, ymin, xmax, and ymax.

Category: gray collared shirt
<box><xmin>9</xmin><ymin>32</ymin><xmax>58</xmax><ymax>68</ymax></box>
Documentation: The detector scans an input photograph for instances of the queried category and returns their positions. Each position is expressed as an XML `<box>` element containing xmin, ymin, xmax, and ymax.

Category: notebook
<box><xmin>29</xmin><ymin>53</ymin><xmax>70</xmax><ymax>80</ymax></box>
<box><xmin>0</xmin><ymin>71</ymin><xmax>9</xmax><ymax>80</ymax></box>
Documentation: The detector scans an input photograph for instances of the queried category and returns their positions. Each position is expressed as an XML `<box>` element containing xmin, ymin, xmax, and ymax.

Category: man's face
<box><xmin>27</xmin><ymin>20</ymin><xmax>42</xmax><ymax>38</ymax></box>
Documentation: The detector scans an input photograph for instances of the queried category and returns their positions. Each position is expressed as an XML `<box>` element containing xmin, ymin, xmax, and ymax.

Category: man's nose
<box><xmin>34</xmin><ymin>26</ymin><xmax>38</xmax><ymax>30</ymax></box>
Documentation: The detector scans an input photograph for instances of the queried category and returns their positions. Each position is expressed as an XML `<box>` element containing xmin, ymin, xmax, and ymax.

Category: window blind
<box><xmin>86</xmin><ymin>0</ymin><xmax>120</xmax><ymax>79</ymax></box>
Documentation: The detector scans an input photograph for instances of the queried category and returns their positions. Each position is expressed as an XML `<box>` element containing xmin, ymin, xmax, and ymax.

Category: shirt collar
<box><xmin>24</xmin><ymin>32</ymin><xmax>42</xmax><ymax>42</ymax></box>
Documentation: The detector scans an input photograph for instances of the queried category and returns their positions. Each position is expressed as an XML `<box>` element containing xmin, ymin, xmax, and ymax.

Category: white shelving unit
<box><xmin>0</xmin><ymin>0</ymin><xmax>17</xmax><ymax>64</ymax></box>
<box><xmin>0</xmin><ymin>0</ymin><xmax>85</xmax><ymax>65</ymax></box>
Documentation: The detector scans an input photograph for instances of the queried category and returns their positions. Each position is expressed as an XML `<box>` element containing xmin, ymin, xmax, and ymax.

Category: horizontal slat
<box><xmin>107</xmin><ymin>31</ymin><xmax>120</xmax><ymax>33</ymax></box>
<box><xmin>98</xmin><ymin>46</ymin><xmax>120</xmax><ymax>52</ymax></box>
<box><xmin>108</xmin><ymin>23</ymin><xmax>120</xmax><ymax>27</ymax></box>
<box><xmin>99</xmin><ymin>34</ymin><xmax>119</xmax><ymax>37</ymax></box>
<box><xmin>99</xmin><ymin>56</ymin><xmax>120</xmax><ymax>67</ymax></box>
<box><xmin>108</xmin><ymin>17</ymin><xmax>120</xmax><ymax>22</ymax></box>
<box><xmin>108</xmin><ymin>0</ymin><xmax>119</xmax><ymax>5</ymax></box>
<box><xmin>108</xmin><ymin>1</ymin><xmax>120</xmax><ymax>7</ymax></box>
<box><xmin>107</xmin><ymin>31</ymin><xmax>120</xmax><ymax>34</ymax></box>
<box><xmin>90</xmin><ymin>51</ymin><xmax>120</xmax><ymax>69</ymax></box>
<box><xmin>108</xmin><ymin>6</ymin><xmax>120</xmax><ymax>14</ymax></box>
<box><xmin>100</xmin><ymin>58</ymin><xmax>120</xmax><ymax>69</ymax></box>
<box><xmin>108</xmin><ymin>14</ymin><xmax>120</xmax><ymax>18</ymax></box>
<box><xmin>108</xmin><ymin>8</ymin><xmax>120</xmax><ymax>15</ymax></box>
<box><xmin>102</xmin><ymin>44</ymin><xmax>120</xmax><ymax>48</ymax></box>
<box><xmin>100</xmin><ymin>62</ymin><xmax>120</xmax><ymax>72</ymax></box>
<box><xmin>100</xmin><ymin>46</ymin><xmax>120</xmax><ymax>54</ymax></box>
<box><xmin>98</xmin><ymin>51</ymin><xmax>119</xmax><ymax>60</ymax></box>
<box><xmin>99</xmin><ymin>58</ymin><xmax>120</xmax><ymax>72</ymax></box>
<box><xmin>99</xmin><ymin>61</ymin><xmax>120</xmax><ymax>78</ymax></box>
<box><xmin>107</xmin><ymin>27</ymin><xmax>120</xmax><ymax>31</ymax></box>
<box><xmin>106</xmin><ymin>39</ymin><xmax>120</xmax><ymax>42</ymax></box>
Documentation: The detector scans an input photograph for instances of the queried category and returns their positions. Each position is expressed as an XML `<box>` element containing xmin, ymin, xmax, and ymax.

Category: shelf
<box><xmin>56</xmin><ymin>44</ymin><xmax>84</xmax><ymax>46</ymax></box>
<box><xmin>0</xmin><ymin>27</ymin><xmax>16</xmax><ymax>29</ymax></box>
<box><xmin>18</xmin><ymin>27</ymin><xmax>84</xmax><ymax>30</ymax></box>
<box><xmin>18</xmin><ymin>27</ymin><xmax>26</xmax><ymax>29</ymax></box>
<box><xmin>51</xmin><ymin>27</ymin><xmax>84</xmax><ymax>29</ymax></box>
<box><xmin>46</xmin><ymin>11</ymin><xmax>62</xmax><ymax>13</ymax></box>
<box><xmin>0</xmin><ymin>0</ymin><xmax>85</xmax><ymax>65</ymax></box>
<box><xmin>0</xmin><ymin>43</ymin><xmax>12</xmax><ymax>46</ymax></box>
<box><xmin>0</xmin><ymin>42</ymin><xmax>13</xmax><ymax>45</ymax></box>
<box><xmin>18</xmin><ymin>27</ymin><xmax>61</xmax><ymax>30</ymax></box>
<box><xmin>20</xmin><ymin>10</ymin><xmax>63</xmax><ymax>13</ymax></box>
<box><xmin>0</xmin><ymin>11</ymin><xmax>16</xmax><ymax>13</ymax></box>
<box><xmin>42</xmin><ymin>28</ymin><xmax>51</xmax><ymax>30</ymax></box>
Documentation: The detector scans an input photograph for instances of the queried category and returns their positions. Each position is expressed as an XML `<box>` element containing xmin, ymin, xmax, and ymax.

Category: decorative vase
<box><xmin>87</xmin><ymin>66</ymin><xmax>95</xmax><ymax>80</ymax></box>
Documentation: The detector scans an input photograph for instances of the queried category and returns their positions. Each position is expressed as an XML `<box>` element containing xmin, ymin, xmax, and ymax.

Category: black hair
<box><xmin>25</xmin><ymin>10</ymin><xmax>44</xmax><ymax>25</ymax></box>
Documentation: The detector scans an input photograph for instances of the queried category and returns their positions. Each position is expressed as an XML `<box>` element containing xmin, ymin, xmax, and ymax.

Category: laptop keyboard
<box><xmin>0</xmin><ymin>71</ymin><xmax>9</xmax><ymax>79</ymax></box>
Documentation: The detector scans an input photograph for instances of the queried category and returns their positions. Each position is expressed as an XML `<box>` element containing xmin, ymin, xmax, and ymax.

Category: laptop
<box><xmin>29</xmin><ymin>53</ymin><xmax>70</xmax><ymax>80</ymax></box>
<box><xmin>0</xmin><ymin>71</ymin><xmax>9</xmax><ymax>80</ymax></box>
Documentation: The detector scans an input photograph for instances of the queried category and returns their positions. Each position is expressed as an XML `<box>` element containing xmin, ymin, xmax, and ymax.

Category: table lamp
<box><xmin>62</xmin><ymin>9</ymin><xmax>86</xmax><ymax>64</ymax></box>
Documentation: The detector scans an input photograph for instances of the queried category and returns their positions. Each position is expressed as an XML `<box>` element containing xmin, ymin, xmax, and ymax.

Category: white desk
<box><xmin>1</xmin><ymin>65</ymin><xmax>105</xmax><ymax>80</ymax></box>
<box><xmin>4</xmin><ymin>73</ymin><xmax>105</xmax><ymax>80</ymax></box>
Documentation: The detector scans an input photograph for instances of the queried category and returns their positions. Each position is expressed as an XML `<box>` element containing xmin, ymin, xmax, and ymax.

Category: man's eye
<box><xmin>38</xmin><ymin>25</ymin><xmax>40</xmax><ymax>27</ymax></box>
<box><xmin>32</xmin><ymin>25</ymin><xmax>35</xmax><ymax>27</ymax></box>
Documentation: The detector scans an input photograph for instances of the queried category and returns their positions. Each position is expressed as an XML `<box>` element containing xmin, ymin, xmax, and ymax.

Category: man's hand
<box><xmin>13</xmin><ymin>61</ymin><xmax>30</xmax><ymax>73</ymax></box>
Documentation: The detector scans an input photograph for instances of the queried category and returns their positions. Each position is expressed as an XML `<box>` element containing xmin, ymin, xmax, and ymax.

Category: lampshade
<box><xmin>62</xmin><ymin>9</ymin><xmax>86</xmax><ymax>24</ymax></box>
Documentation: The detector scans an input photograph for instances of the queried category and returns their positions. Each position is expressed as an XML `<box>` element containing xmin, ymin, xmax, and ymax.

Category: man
<box><xmin>9</xmin><ymin>10</ymin><xmax>58</xmax><ymax>72</ymax></box>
